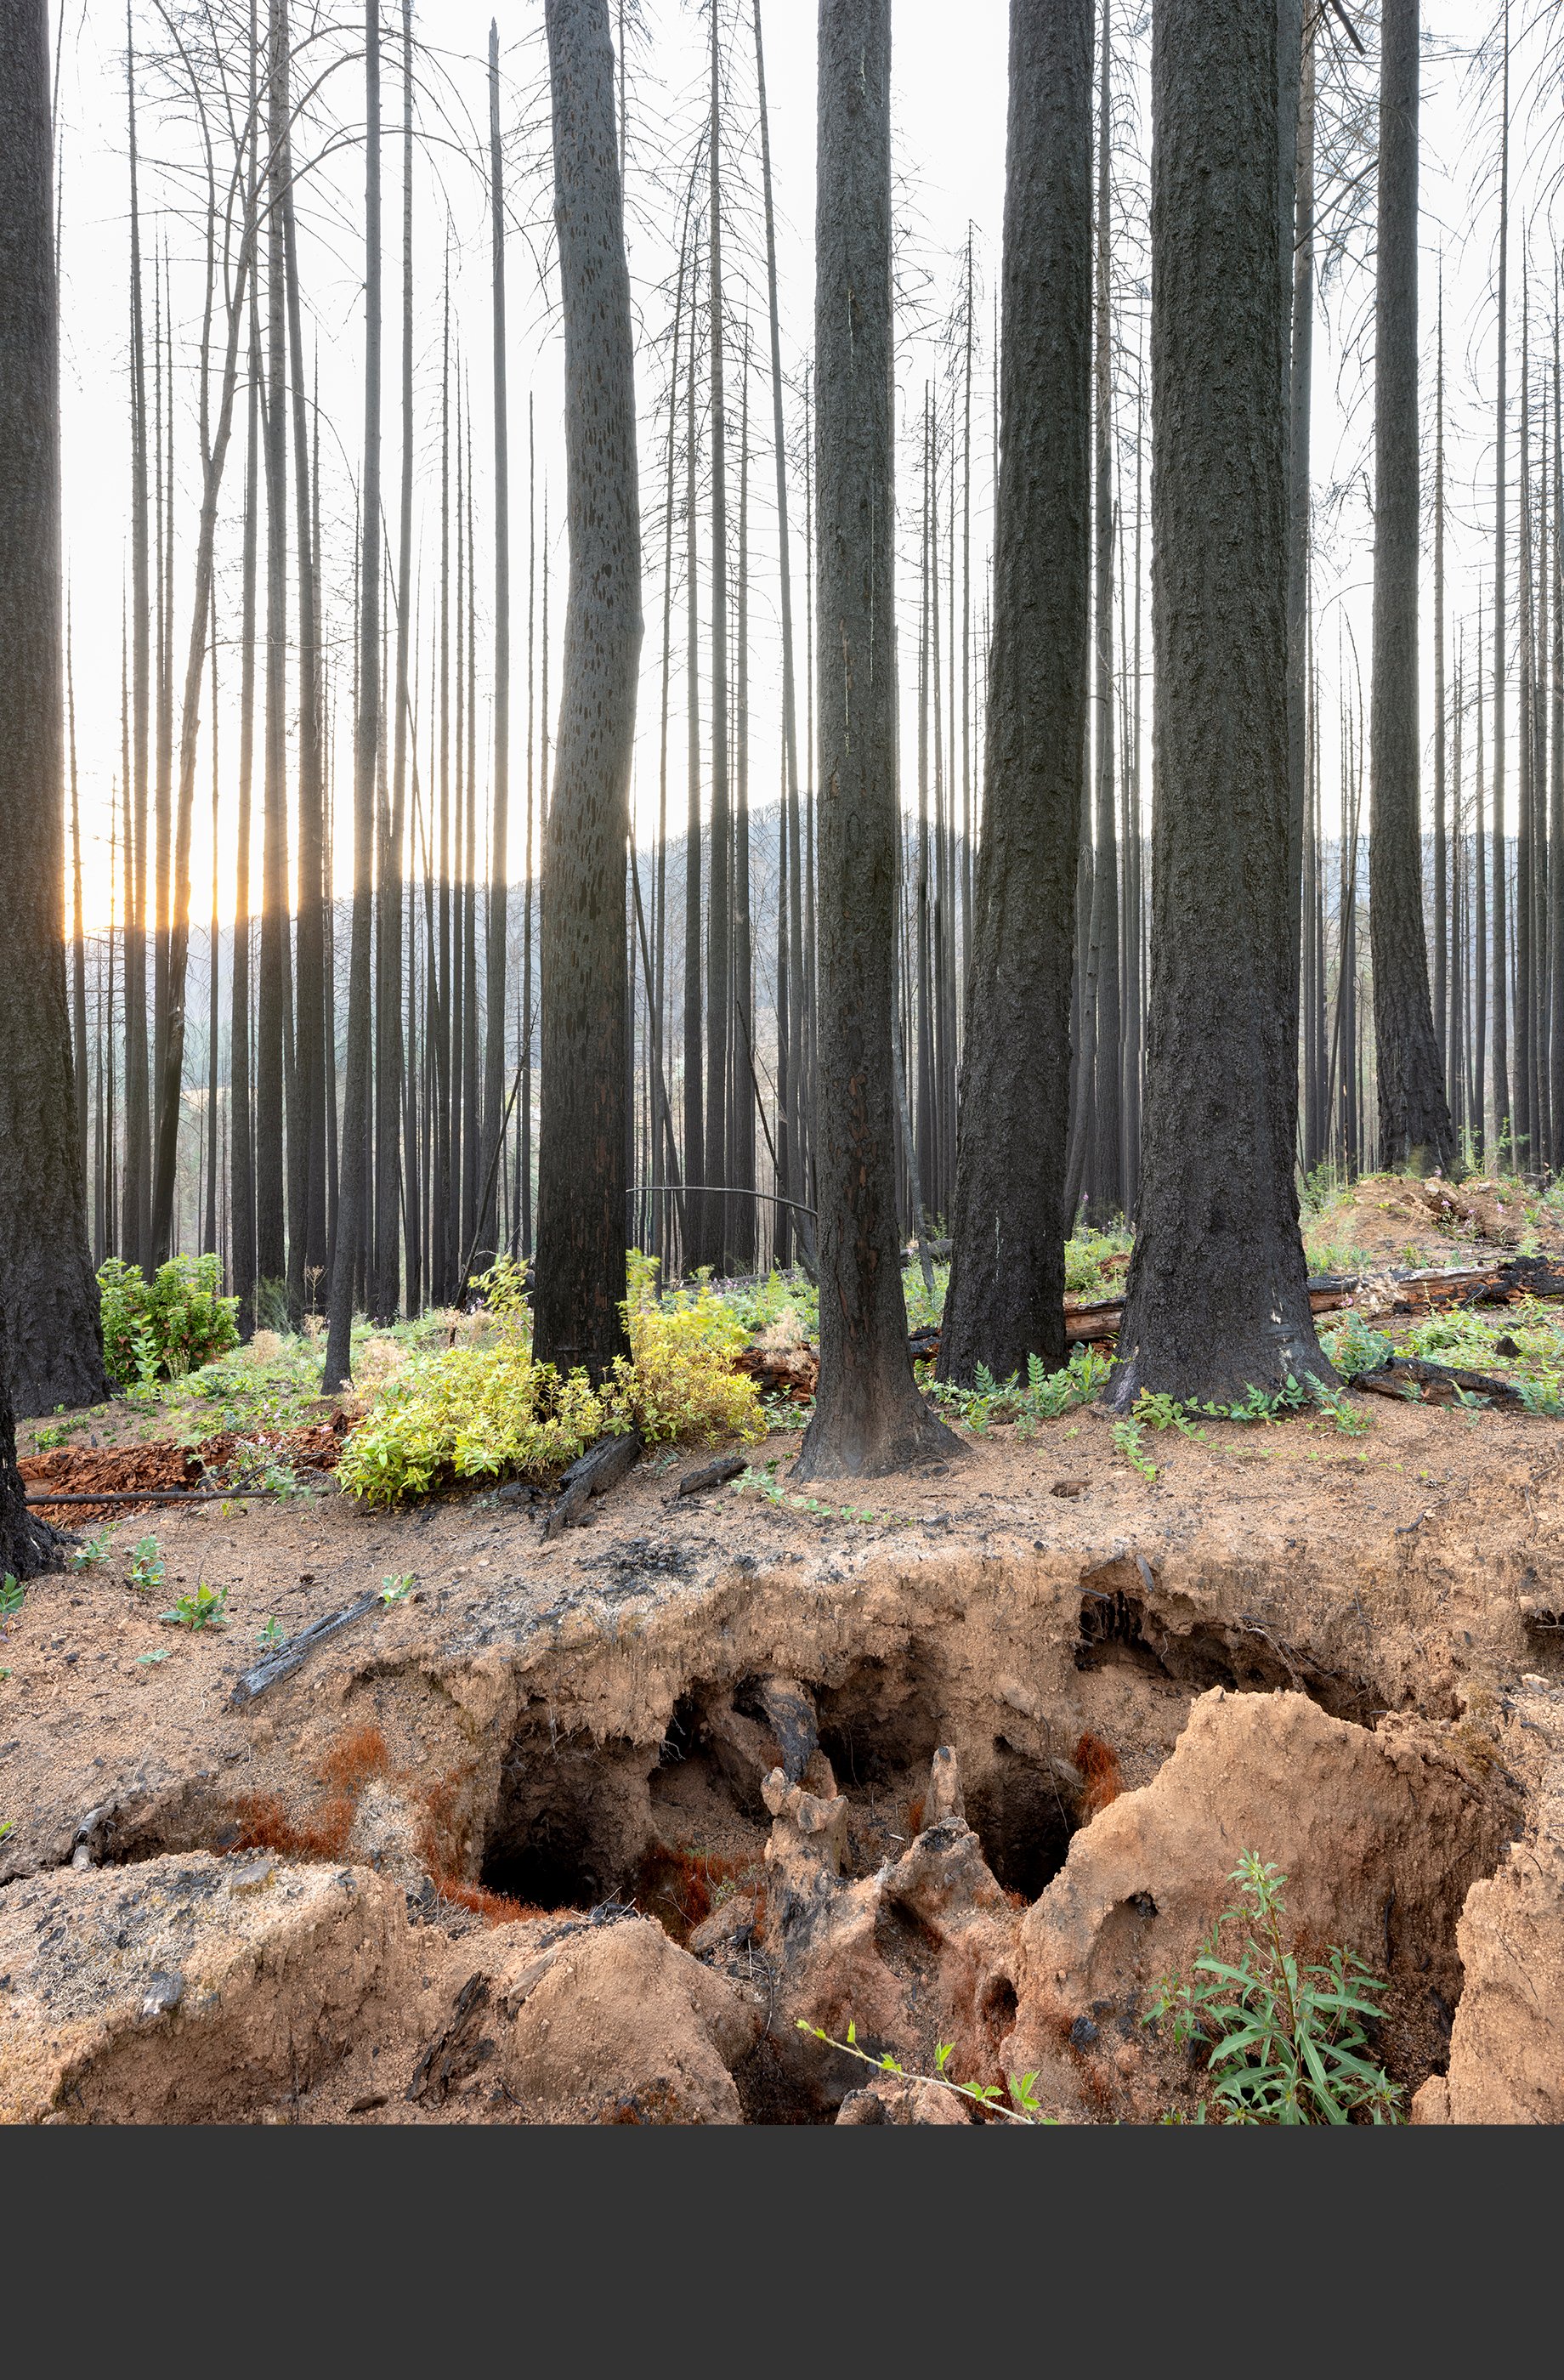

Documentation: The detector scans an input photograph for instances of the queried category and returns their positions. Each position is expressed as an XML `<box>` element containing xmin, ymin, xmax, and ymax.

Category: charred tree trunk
<box><xmin>796</xmin><ymin>0</ymin><xmax>960</xmax><ymax>1476</ymax></box>
<box><xmin>1107</xmin><ymin>0</ymin><xmax>1325</xmax><ymax>1408</ymax></box>
<box><xmin>534</xmin><ymin>0</ymin><xmax>641</xmax><ymax>1385</ymax></box>
<box><xmin>0</xmin><ymin>0</ymin><xmax>106</xmax><ymax>1414</ymax></box>
<box><xmin>1368</xmin><ymin>0</ymin><xmax>1451</xmax><ymax>1176</ymax></box>
<box><xmin>482</xmin><ymin>15</ymin><xmax>510</xmax><ymax>1267</ymax></box>
<box><xmin>938</xmin><ymin>0</ymin><xmax>1091</xmax><ymax>1391</ymax></box>
<box><xmin>324</xmin><ymin>3</ymin><xmax>382</xmax><ymax>1392</ymax></box>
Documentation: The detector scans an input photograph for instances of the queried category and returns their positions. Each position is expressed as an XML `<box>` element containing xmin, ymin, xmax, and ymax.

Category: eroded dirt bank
<box><xmin>5</xmin><ymin>1401</ymin><xmax>1564</xmax><ymax>2122</ymax></box>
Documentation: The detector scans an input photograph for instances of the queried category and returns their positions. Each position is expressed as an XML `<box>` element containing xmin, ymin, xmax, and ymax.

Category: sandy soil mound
<box><xmin>0</xmin><ymin>1852</ymin><xmax>407</xmax><ymax>2123</ymax></box>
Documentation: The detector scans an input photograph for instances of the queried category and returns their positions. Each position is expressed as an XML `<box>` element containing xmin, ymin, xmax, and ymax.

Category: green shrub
<box><xmin>932</xmin><ymin>1343</ymin><xmax>1109</xmax><ymax>1434</ymax></box>
<box><xmin>1143</xmin><ymin>1851</ymin><xmax>1401</xmax><ymax>2124</ymax></box>
<box><xmin>99</xmin><ymin>1255</ymin><xmax>240</xmax><ymax>1385</ymax></box>
<box><xmin>337</xmin><ymin>1268</ymin><xmax>766</xmax><ymax>1510</ymax></box>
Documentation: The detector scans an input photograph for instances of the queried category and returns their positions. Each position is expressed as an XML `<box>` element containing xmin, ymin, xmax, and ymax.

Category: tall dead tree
<box><xmin>939</xmin><ymin>0</ymin><xmax>1092</xmax><ymax>1390</ymax></box>
<box><xmin>534</xmin><ymin>0</ymin><xmax>642</xmax><ymax>1385</ymax></box>
<box><xmin>483</xmin><ymin>15</ymin><xmax>510</xmax><ymax>1265</ymax></box>
<box><xmin>796</xmin><ymin>0</ymin><xmax>960</xmax><ymax>1477</ymax></box>
<box><xmin>0</xmin><ymin>0</ymin><xmax>107</xmax><ymax>1414</ymax></box>
<box><xmin>324</xmin><ymin>0</ymin><xmax>382</xmax><ymax>1391</ymax></box>
<box><xmin>1108</xmin><ymin>0</ymin><xmax>1324</xmax><ymax>1408</ymax></box>
<box><xmin>1368</xmin><ymin>0</ymin><xmax>1452</xmax><ymax>1175</ymax></box>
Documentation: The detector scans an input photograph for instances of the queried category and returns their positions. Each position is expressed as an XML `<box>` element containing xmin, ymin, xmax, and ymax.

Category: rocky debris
<box><xmin>0</xmin><ymin>1852</ymin><xmax>409</xmax><ymax>2124</ymax></box>
<box><xmin>1413</xmin><ymin>1702</ymin><xmax>1564</xmax><ymax>2126</ymax></box>
<box><xmin>1003</xmin><ymin>1687</ymin><xmax>1515</xmax><ymax>2118</ymax></box>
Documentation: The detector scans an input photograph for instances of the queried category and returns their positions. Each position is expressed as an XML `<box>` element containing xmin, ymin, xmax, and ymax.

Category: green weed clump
<box><xmin>932</xmin><ymin>1344</ymin><xmax>1110</xmax><ymax>1435</ymax></box>
<box><xmin>99</xmin><ymin>1253</ymin><xmax>239</xmax><ymax>1385</ymax></box>
<box><xmin>160</xmin><ymin>1581</ymin><xmax>228</xmax><ymax>1631</ymax></box>
<box><xmin>337</xmin><ymin>1258</ymin><xmax>765</xmax><ymax>1509</ymax></box>
<box><xmin>1144</xmin><ymin>1851</ymin><xmax>1401</xmax><ymax>2124</ymax></box>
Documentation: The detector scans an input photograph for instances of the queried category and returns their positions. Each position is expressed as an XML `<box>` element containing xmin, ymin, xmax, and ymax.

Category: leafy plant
<box><xmin>933</xmin><ymin>1343</ymin><xmax>1110</xmax><ymax>1434</ymax></box>
<box><xmin>795</xmin><ymin>2019</ymin><xmax>1055</xmax><ymax>2125</ymax></box>
<box><xmin>1325</xmin><ymin>1312</ymin><xmax>1394</xmax><ymax>1382</ymax></box>
<box><xmin>0</xmin><ymin>1575</ymin><xmax>24</xmax><ymax>1622</ymax></box>
<box><xmin>160</xmin><ymin>1580</ymin><xmax>229</xmax><ymax>1631</ymax></box>
<box><xmin>379</xmin><ymin>1573</ymin><xmax>416</xmax><ymax>1606</ymax></box>
<box><xmin>254</xmin><ymin>1616</ymin><xmax>287</xmax><ymax>1651</ymax></box>
<box><xmin>338</xmin><ymin>1261</ymin><xmax>765</xmax><ymax>1508</ymax></box>
<box><xmin>1112</xmin><ymin>1416</ymin><xmax>1157</xmax><ymax>1479</ymax></box>
<box><xmin>1142</xmin><ymin>1851</ymin><xmax>1402</xmax><ymax>2125</ymax></box>
<box><xmin>127</xmin><ymin>1535</ymin><xmax>165</xmax><ymax>1593</ymax></box>
<box><xmin>0</xmin><ymin>1819</ymin><xmax>12</xmax><ymax>1843</ymax></box>
<box><xmin>69</xmin><ymin>1527</ymin><xmax>113</xmax><ymax>1572</ymax></box>
<box><xmin>31</xmin><ymin>1418</ymin><xmax>79</xmax><ymax>1451</ymax></box>
<box><xmin>1515</xmin><ymin>1374</ymin><xmax>1564</xmax><ymax>1419</ymax></box>
<box><xmin>99</xmin><ymin>1253</ymin><xmax>240</xmax><ymax>1384</ymax></box>
<box><xmin>136</xmin><ymin>1648</ymin><xmax>172</xmax><ymax>1667</ymax></box>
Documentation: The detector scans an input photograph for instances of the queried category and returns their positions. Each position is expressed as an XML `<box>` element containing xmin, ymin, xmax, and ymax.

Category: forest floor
<box><xmin>5</xmin><ymin>1170</ymin><xmax>1564</xmax><ymax>2125</ymax></box>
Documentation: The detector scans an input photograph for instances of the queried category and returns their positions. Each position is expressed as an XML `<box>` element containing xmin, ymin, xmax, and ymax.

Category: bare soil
<box><xmin>5</xmin><ymin>1357</ymin><xmax>1564</xmax><ymax>2124</ymax></box>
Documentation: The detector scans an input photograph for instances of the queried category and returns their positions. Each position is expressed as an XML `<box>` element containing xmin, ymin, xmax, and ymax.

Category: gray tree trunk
<box><xmin>938</xmin><ymin>0</ymin><xmax>1092</xmax><ymax>1391</ymax></box>
<box><xmin>796</xmin><ymin>0</ymin><xmax>960</xmax><ymax>1477</ymax></box>
<box><xmin>0</xmin><ymin>0</ymin><xmax>107</xmax><ymax>1414</ymax></box>
<box><xmin>533</xmin><ymin>0</ymin><xmax>642</xmax><ymax>1386</ymax></box>
<box><xmin>1107</xmin><ymin>0</ymin><xmax>1325</xmax><ymax>1409</ymax></box>
<box><xmin>1368</xmin><ymin>0</ymin><xmax>1452</xmax><ymax>1175</ymax></box>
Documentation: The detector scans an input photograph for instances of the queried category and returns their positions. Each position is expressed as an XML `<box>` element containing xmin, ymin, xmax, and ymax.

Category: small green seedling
<box><xmin>160</xmin><ymin>1581</ymin><xmax>229</xmax><ymax>1631</ymax></box>
<box><xmin>0</xmin><ymin>1818</ymin><xmax>12</xmax><ymax>1843</ymax></box>
<box><xmin>0</xmin><ymin>1575</ymin><xmax>25</xmax><ymax>1624</ymax></box>
<box><xmin>69</xmin><ymin>1527</ymin><xmax>113</xmax><ymax>1572</ymax></box>
<box><xmin>136</xmin><ymin>1648</ymin><xmax>172</xmax><ymax>1666</ymax></box>
<box><xmin>128</xmin><ymin>1535</ymin><xmax>165</xmax><ymax>1593</ymax></box>
<box><xmin>254</xmin><ymin>1615</ymin><xmax>287</xmax><ymax>1651</ymax></box>
<box><xmin>379</xmin><ymin>1574</ymin><xmax>416</xmax><ymax>1606</ymax></box>
<box><xmin>1112</xmin><ymin>1416</ymin><xmax>1158</xmax><ymax>1479</ymax></box>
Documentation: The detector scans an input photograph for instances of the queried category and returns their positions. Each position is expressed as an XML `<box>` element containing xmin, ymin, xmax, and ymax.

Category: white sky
<box><xmin>48</xmin><ymin>1</ymin><xmax>1561</xmax><ymax>932</ymax></box>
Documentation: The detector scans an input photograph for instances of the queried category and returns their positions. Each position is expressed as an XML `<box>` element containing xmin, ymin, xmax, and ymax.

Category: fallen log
<box><xmin>541</xmin><ymin>1430</ymin><xmax>643</xmax><ymax>1539</ymax></box>
<box><xmin>1351</xmin><ymin>1355</ymin><xmax>1527</xmax><ymax>1410</ymax></box>
<box><xmin>229</xmin><ymin>1590</ymin><xmax>382</xmax><ymax>1708</ymax></box>
<box><xmin>1059</xmin><ymin>1255</ymin><xmax>1564</xmax><ymax>1347</ymax></box>
<box><xmin>674</xmin><ymin>1452</ymin><xmax>747</xmax><ymax>1498</ymax></box>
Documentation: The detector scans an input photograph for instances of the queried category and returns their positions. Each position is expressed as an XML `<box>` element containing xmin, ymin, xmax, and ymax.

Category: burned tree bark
<box><xmin>796</xmin><ymin>0</ymin><xmax>960</xmax><ymax>1478</ymax></box>
<box><xmin>533</xmin><ymin>0</ymin><xmax>641</xmax><ymax>1386</ymax></box>
<box><xmin>939</xmin><ymin>0</ymin><xmax>1092</xmax><ymax>1390</ymax></box>
<box><xmin>0</xmin><ymin>0</ymin><xmax>107</xmax><ymax>1415</ymax></box>
<box><xmin>1107</xmin><ymin>0</ymin><xmax>1325</xmax><ymax>1409</ymax></box>
<box><xmin>323</xmin><ymin>1</ymin><xmax>382</xmax><ymax>1394</ymax></box>
<box><xmin>1368</xmin><ymin>0</ymin><xmax>1452</xmax><ymax>1176</ymax></box>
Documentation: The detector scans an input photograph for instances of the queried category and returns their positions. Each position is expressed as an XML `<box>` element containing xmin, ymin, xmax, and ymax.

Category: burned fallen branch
<box><xmin>674</xmin><ymin>1453</ymin><xmax>747</xmax><ymax>1498</ymax></box>
<box><xmin>1351</xmin><ymin>1356</ymin><xmax>1527</xmax><ymax>1410</ymax></box>
<box><xmin>541</xmin><ymin>1431</ymin><xmax>644</xmax><ymax>1539</ymax></box>
<box><xmin>228</xmin><ymin>1590</ymin><xmax>382</xmax><ymax>1708</ymax></box>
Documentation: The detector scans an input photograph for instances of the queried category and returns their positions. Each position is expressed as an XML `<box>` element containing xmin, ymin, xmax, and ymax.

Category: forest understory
<box><xmin>4</xmin><ymin>1174</ymin><xmax>1563</xmax><ymax>2127</ymax></box>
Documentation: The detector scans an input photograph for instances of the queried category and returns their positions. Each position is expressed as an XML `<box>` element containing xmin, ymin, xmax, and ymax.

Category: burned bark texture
<box><xmin>796</xmin><ymin>0</ymin><xmax>960</xmax><ymax>1479</ymax></box>
<box><xmin>0</xmin><ymin>0</ymin><xmax>107</xmax><ymax>1417</ymax></box>
<box><xmin>534</xmin><ymin>0</ymin><xmax>641</xmax><ymax>1386</ymax></box>
<box><xmin>1108</xmin><ymin>0</ymin><xmax>1325</xmax><ymax>1410</ymax></box>
<box><xmin>938</xmin><ymin>0</ymin><xmax>1092</xmax><ymax>1390</ymax></box>
<box><xmin>1368</xmin><ymin>0</ymin><xmax>1453</xmax><ymax>1177</ymax></box>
